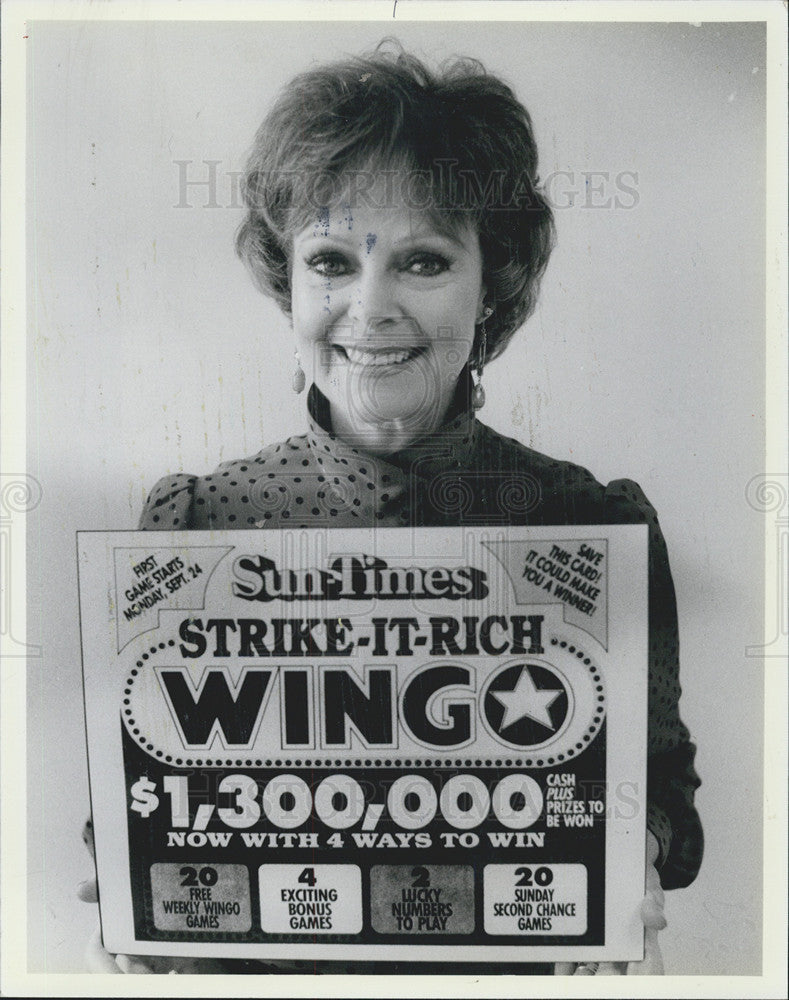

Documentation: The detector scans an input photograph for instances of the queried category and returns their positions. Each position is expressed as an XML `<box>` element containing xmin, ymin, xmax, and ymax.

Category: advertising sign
<box><xmin>77</xmin><ymin>524</ymin><xmax>648</xmax><ymax>962</ymax></box>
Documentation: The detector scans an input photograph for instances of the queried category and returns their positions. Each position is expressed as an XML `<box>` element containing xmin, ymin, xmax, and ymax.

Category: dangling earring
<box><xmin>472</xmin><ymin>307</ymin><xmax>492</xmax><ymax>411</ymax></box>
<box><xmin>291</xmin><ymin>349</ymin><xmax>305</xmax><ymax>394</ymax></box>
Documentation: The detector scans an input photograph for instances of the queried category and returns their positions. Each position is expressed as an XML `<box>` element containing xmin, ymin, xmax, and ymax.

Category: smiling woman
<box><xmin>291</xmin><ymin>195</ymin><xmax>486</xmax><ymax>454</ymax></box>
<box><xmin>80</xmin><ymin>40</ymin><xmax>703</xmax><ymax>976</ymax></box>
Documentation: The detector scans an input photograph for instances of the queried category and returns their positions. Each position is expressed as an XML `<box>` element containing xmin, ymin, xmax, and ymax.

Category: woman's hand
<box><xmin>79</xmin><ymin>875</ymin><xmax>226</xmax><ymax>974</ymax></box>
<box><xmin>554</xmin><ymin>831</ymin><xmax>666</xmax><ymax>976</ymax></box>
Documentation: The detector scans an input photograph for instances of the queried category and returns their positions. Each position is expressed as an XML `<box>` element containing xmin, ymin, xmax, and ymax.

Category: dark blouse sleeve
<box><xmin>138</xmin><ymin>474</ymin><xmax>198</xmax><ymax>530</ymax></box>
<box><xmin>605</xmin><ymin>478</ymin><xmax>704</xmax><ymax>890</ymax></box>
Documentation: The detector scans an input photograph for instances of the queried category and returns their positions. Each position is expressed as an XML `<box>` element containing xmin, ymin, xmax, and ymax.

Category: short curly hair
<box><xmin>236</xmin><ymin>41</ymin><xmax>555</xmax><ymax>363</ymax></box>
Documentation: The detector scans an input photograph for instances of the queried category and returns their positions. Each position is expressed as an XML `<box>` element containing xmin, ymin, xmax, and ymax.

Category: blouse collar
<box><xmin>305</xmin><ymin>371</ymin><xmax>480</xmax><ymax>489</ymax></box>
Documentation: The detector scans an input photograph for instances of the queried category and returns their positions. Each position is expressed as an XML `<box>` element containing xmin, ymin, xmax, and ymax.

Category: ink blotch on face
<box><xmin>366</xmin><ymin>233</ymin><xmax>377</xmax><ymax>254</ymax></box>
<box><xmin>314</xmin><ymin>207</ymin><xmax>330</xmax><ymax>237</ymax></box>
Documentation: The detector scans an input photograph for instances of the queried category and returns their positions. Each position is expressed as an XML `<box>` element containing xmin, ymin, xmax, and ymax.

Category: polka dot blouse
<box><xmin>140</xmin><ymin>384</ymin><xmax>702</xmax><ymax>895</ymax></box>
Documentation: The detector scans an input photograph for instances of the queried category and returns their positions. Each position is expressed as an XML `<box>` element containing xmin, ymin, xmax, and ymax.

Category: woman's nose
<box><xmin>346</xmin><ymin>264</ymin><xmax>401</xmax><ymax>332</ymax></box>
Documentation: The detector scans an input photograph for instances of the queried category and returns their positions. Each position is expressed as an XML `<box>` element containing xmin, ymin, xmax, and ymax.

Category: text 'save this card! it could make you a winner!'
<box><xmin>78</xmin><ymin>523</ymin><xmax>648</xmax><ymax>963</ymax></box>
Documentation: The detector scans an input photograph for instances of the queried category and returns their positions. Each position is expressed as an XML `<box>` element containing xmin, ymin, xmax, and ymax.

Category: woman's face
<box><xmin>290</xmin><ymin>183</ymin><xmax>487</xmax><ymax>454</ymax></box>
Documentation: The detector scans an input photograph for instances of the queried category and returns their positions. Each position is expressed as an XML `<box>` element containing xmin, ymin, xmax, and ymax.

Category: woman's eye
<box><xmin>403</xmin><ymin>253</ymin><xmax>450</xmax><ymax>277</ymax></box>
<box><xmin>306</xmin><ymin>253</ymin><xmax>350</xmax><ymax>277</ymax></box>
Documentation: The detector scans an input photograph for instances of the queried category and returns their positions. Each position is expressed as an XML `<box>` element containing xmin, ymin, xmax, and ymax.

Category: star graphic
<box><xmin>492</xmin><ymin>666</ymin><xmax>563</xmax><ymax>731</ymax></box>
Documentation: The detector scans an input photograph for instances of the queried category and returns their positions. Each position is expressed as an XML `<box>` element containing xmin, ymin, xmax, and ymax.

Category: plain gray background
<box><xmin>26</xmin><ymin>19</ymin><xmax>765</xmax><ymax>974</ymax></box>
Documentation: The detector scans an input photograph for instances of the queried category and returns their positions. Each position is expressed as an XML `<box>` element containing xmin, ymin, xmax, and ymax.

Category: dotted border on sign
<box><xmin>123</xmin><ymin>635</ymin><xmax>605</xmax><ymax>768</ymax></box>
<box><xmin>541</xmin><ymin>634</ymin><xmax>607</xmax><ymax>766</ymax></box>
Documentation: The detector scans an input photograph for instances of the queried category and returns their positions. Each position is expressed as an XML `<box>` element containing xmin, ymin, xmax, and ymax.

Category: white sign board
<box><xmin>78</xmin><ymin>524</ymin><xmax>648</xmax><ymax>962</ymax></box>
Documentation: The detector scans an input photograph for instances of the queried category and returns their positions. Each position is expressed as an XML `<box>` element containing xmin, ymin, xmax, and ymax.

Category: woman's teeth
<box><xmin>340</xmin><ymin>345</ymin><xmax>420</xmax><ymax>367</ymax></box>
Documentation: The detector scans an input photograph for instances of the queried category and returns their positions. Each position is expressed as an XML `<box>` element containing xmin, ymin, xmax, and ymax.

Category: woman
<box><xmin>85</xmin><ymin>42</ymin><xmax>702</xmax><ymax>975</ymax></box>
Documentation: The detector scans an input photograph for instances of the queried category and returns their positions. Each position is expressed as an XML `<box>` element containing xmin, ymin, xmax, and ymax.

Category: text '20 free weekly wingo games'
<box><xmin>78</xmin><ymin>524</ymin><xmax>648</xmax><ymax>963</ymax></box>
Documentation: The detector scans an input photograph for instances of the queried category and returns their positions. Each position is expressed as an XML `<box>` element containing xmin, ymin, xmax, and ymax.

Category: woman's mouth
<box><xmin>334</xmin><ymin>344</ymin><xmax>425</xmax><ymax>367</ymax></box>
